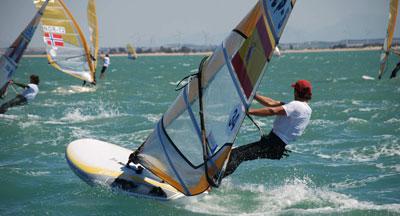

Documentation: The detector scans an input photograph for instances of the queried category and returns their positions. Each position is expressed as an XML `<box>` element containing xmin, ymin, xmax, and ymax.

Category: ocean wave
<box><xmin>346</xmin><ymin>117</ymin><xmax>368</xmax><ymax>124</ymax></box>
<box><xmin>60</xmin><ymin>103</ymin><xmax>122</xmax><ymax>123</ymax></box>
<box><xmin>69</xmin><ymin>126</ymin><xmax>93</xmax><ymax>139</ymax></box>
<box><xmin>330</xmin><ymin>174</ymin><xmax>393</xmax><ymax>189</ymax></box>
<box><xmin>52</xmin><ymin>85</ymin><xmax>97</xmax><ymax>95</ymax></box>
<box><xmin>182</xmin><ymin>177</ymin><xmax>400</xmax><ymax>215</ymax></box>
<box><xmin>24</xmin><ymin>171</ymin><xmax>50</xmax><ymax>177</ymax></box>
<box><xmin>329</xmin><ymin>143</ymin><xmax>400</xmax><ymax>162</ymax></box>
<box><xmin>384</xmin><ymin>118</ymin><xmax>400</xmax><ymax>124</ymax></box>
<box><xmin>143</xmin><ymin>113</ymin><xmax>162</xmax><ymax>123</ymax></box>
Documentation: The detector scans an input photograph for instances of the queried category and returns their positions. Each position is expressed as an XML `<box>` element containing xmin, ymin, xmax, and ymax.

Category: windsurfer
<box><xmin>0</xmin><ymin>74</ymin><xmax>40</xmax><ymax>114</ymax></box>
<box><xmin>99</xmin><ymin>54</ymin><xmax>110</xmax><ymax>79</ymax></box>
<box><xmin>223</xmin><ymin>80</ymin><xmax>313</xmax><ymax>177</ymax></box>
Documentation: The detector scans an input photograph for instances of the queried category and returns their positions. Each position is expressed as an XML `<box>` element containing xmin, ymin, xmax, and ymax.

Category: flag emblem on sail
<box><xmin>232</xmin><ymin>15</ymin><xmax>275</xmax><ymax>99</ymax></box>
<box><xmin>44</xmin><ymin>33</ymin><xmax>64</xmax><ymax>47</ymax></box>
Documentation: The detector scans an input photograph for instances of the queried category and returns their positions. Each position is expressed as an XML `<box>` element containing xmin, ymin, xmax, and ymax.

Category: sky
<box><xmin>0</xmin><ymin>0</ymin><xmax>399</xmax><ymax>48</ymax></box>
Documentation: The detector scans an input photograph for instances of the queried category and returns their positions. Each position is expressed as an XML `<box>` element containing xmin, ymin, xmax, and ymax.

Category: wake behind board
<box><xmin>66</xmin><ymin>139</ymin><xmax>184</xmax><ymax>200</ymax></box>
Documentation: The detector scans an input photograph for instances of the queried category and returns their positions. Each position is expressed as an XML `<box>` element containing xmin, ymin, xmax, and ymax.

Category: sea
<box><xmin>0</xmin><ymin>50</ymin><xmax>399</xmax><ymax>216</ymax></box>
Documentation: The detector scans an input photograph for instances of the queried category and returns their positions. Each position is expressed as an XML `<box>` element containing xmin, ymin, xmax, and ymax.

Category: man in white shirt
<box><xmin>224</xmin><ymin>80</ymin><xmax>313</xmax><ymax>177</ymax></box>
<box><xmin>99</xmin><ymin>54</ymin><xmax>110</xmax><ymax>79</ymax></box>
<box><xmin>0</xmin><ymin>74</ymin><xmax>40</xmax><ymax>114</ymax></box>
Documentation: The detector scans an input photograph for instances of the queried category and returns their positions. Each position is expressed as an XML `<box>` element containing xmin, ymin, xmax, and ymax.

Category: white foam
<box><xmin>52</xmin><ymin>85</ymin><xmax>97</xmax><ymax>95</ymax></box>
<box><xmin>25</xmin><ymin>171</ymin><xmax>50</xmax><ymax>177</ymax></box>
<box><xmin>384</xmin><ymin>118</ymin><xmax>400</xmax><ymax>124</ymax></box>
<box><xmin>0</xmin><ymin>114</ymin><xmax>19</xmax><ymax>120</ymax></box>
<box><xmin>182</xmin><ymin>177</ymin><xmax>400</xmax><ymax>215</ymax></box>
<box><xmin>60</xmin><ymin>103</ymin><xmax>122</xmax><ymax>123</ymax></box>
<box><xmin>330</xmin><ymin>143</ymin><xmax>400</xmax><ymax>162</ymax></box>
<box><xmin>143</xmin><ymin>113</ymin><xmax>162</xmax><ymax>123</ymax></box>
<box><xmin>346</xmin><ymin>117</ymin><xmax>368</xmax><ymax>124</ymax></box>
<box><xmin>362</xmin><ymin>75</ymin><xmax>375</xmax><ymax>80</ymax></box>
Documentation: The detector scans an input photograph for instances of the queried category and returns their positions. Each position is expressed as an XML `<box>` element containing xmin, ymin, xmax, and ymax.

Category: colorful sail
<box><xmin>34</xmin><ymin>0</ymin><xmax>95</xmax><ymax>83</ymax></box>
<box><xmin>0</xmin><ymin>0</ymin><xmax>49</xmax><ymax>98</ymax></box>
<box><xmin>127</xmin><ymin>44</ymin><xmax>138</xmax><ymax>60</ymax></box>
<box><xmin>87</xmin><ymin>0</ymin><xmax>99</xmax><ymax>70</ymax></box>
<box><xmin>378</xmin><ymin>0</ymin><xmax>399</xmax><ymax>79</ymax></box>
<box><xmin>133</xmin><ymin>0</ymin><xmax>296</xmax><ymax>196</ymax></box>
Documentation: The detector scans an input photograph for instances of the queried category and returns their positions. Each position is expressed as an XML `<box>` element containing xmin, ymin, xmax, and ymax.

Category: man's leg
<box><xmin>390</xmin><ymin>62</ymin><xmax>400</xmax><ymax>79</ymax></box>
<box><xmin>100</xmin><ymin>66</ymin><xmax>107</xmax><ymax>79</ymax></box>
<box><xmin>0</xmin><ymin>95</ymin><xmax>27</xmax><ymax>114</ymax></box>
<box><xmin>223</xmin><ymin>132</ymin><xmax>287</xmax><ymax>178</ymax></box>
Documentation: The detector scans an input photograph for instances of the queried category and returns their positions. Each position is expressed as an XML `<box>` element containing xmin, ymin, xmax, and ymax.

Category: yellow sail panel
<box><xmin>386</xmin><ymin>0</ymin><xmax>399</xmax><ymax>51</ymax></box>
<box><xmin>379</xmin><ymin>0</ymin><xmax>399</xmax><ymax>79</ymax></box>
<box><xmin>34</xmin><ymin>0</ymin><xmax>94</xmax><ymax>82</ymax></box>
<box><xmin>87</xmin><ymin>0</ymin><xmax>99</xmax><ymax>67</ymax></box>
<box><xmin>235</xmin><ymin>1</ymin><xmax>262</xmax><ymax>38</ymax></box>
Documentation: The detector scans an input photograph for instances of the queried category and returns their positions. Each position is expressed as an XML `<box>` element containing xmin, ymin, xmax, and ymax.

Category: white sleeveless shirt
<box><xmin>272</xmin><ymin>101</ymin><xmax>312</xmax><ymax>144</ymax></box>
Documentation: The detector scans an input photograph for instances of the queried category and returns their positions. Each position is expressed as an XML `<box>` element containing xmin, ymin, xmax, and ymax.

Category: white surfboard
<box><xmin>66</xmin><ymin>138</ymin><xmax>185</xmax><ymax>200</ymax></box>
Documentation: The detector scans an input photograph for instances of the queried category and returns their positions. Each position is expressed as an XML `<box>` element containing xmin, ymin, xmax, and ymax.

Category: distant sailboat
<box><xmin>127</xmin><ymin>43</ymin><xmax>138</xmax><ymax>60</ymax></box>
<box><xmin>0</xmin><ymin>0</ymin><xmax>50</xmax><ymax>98</ymax></box>
<box><xmin>378</xmin><ymin>0</ymin><xmax>399</xmax><ymax>79</ymax></box>
<box><xmin>34</xmin><ymin>0</ymin><xmax>98</xmax><ymax>83</ymax></box>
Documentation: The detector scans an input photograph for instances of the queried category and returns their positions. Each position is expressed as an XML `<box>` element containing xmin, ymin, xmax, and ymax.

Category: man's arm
<box><xmin>248</xmin><ymin>106</ymin><xmax>286</xmax><ymax>116</ymax></box>
<box><xmin>10</xmin><ymin>80</ymin><xmax>28</xmax><ymax>89</ymax></box>
<box><xmin>254</xmin><ymin>94</ymin><xmax>283</xmax><ymax>107</ymax></box>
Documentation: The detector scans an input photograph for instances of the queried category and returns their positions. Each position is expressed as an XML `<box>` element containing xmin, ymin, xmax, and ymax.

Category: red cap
<box><xmin>291</xmin><ymin>80</ymin><xmax>312</xmax><ymax>95</ymax></box>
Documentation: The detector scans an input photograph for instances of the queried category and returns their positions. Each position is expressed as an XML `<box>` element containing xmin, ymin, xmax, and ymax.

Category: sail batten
<box><xmin>134</xmin><ymin>0</ymin><xmax>296</xmax><ymax>196</ymax></box>
<box><xmin>34</xmin><ymin>0</ymin><xmax>95</xmax><ymax>82</ymax></box>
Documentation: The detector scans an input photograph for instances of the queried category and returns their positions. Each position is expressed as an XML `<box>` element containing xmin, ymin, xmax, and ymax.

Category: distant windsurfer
<box><xmin>223</xmin><ymin>80</ymin><xmax>313</xmax><ymax>177</ymax></box>
<box><xmin>0</xmin><ymin>75</ymin><xmax>40</xmax><ymax>114</ymax></box>
<box><xmin>99</xmin><ymin>54</ymin><xmax>110</xmax><ymax>79</ymax></box>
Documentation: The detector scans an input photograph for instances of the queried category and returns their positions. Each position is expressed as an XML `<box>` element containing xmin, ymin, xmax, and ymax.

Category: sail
<box><xmin>378</xmin><ymin>0</ymin><xmax>399</xmax><ymax>79</ymax></box>
<box><xmin>87</xmin><ymin>0</ymin><xmax>99</xmax><ymax>70</ymax></box>
<box><xmin>133</xmin><ymin>0</ymin><xmax>296</xmax><ymax>196</ymax></box>
<box><xmin>127</xmin><ymin>44</ymin><xmax>138</xmax><ymax>60</ymax></box>
<box><xmin>0</xmin><ymin>0</ymin><xmax>49</xmax><ymax>97</ymax></box>
<box><xmin>34</xmin><ymin>0</ymin><xmax>95</xmax><ymax>82</ymax></box>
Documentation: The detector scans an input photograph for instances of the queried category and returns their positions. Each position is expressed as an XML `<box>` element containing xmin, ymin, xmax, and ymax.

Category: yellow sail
<box><xmin>87</xmin><ymin>0</ymin><xmax>99</xmax><ymax>70</ymax></box>
<box><xmin>378</xmin><ymin>0</ymin><xmax>399</xmax><ymax>79</ymax></box>
<box><xmin>127</xmin><ymin>43</ymin><xmax>138</xmax><ymax>60</ymax></box>
<box><xmin>34</xmin><ymin>0</ymin><xmax>95</xmax><ymax>83</ymax></box>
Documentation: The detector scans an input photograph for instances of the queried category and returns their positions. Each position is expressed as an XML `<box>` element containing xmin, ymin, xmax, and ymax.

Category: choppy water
<box><xmin>0</xmin><ymin>51</ymin><xmax>399</xmax><ymax>215</ymax></box>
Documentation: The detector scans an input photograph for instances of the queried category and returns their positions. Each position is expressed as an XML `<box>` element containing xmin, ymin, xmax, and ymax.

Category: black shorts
<box><xmin>101</xmin><ymin>66</ymin><xmax>108</xmax><ymax>73</ymax></box>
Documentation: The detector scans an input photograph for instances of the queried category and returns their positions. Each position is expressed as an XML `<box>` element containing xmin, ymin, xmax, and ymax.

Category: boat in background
<box><xmin>127</xmin><ymin>43</ymin><xmax>138</xmax><ymax>60</ymax></box>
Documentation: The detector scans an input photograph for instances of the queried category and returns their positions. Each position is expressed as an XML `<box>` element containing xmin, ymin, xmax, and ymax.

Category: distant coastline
<box><xmin>22</xmin><ymin>46</ymin><xmax>382</xmax><ymax>58</ymax></box>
